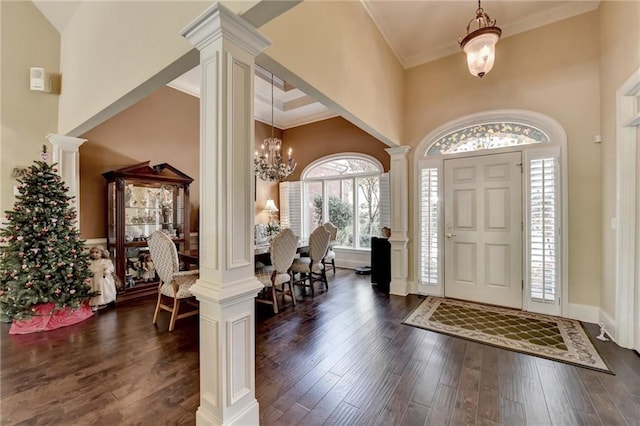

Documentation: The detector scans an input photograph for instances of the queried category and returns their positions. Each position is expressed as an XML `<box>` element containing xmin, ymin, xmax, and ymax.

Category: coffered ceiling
<box><xmin>167</xmin><ymin>65</ymin><xmax>338</xmax><ymax>130</ymax></box>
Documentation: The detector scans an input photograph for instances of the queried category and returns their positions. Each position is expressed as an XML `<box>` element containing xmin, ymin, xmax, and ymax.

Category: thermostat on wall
<box><xmin>30</xmin><ymin>67</ymin><xmax>49</xmax><ymax>92</ymax></box>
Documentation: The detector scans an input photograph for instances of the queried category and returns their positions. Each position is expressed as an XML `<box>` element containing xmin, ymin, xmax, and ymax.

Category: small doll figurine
<box><xmin>138</xmin><ymin>253</ymin><xmax>156</xmax><ymax>282</ymax></box>
<box><xmin>88</xmin><ymin>246</ymin><xmax>117</xmax><ymax>310</ymax></box>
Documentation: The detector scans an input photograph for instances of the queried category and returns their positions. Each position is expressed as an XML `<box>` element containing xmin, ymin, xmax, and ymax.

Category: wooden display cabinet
<box><xmin>103</xmin><ymin>162</ymin><xmax>193</xmax><ymax>301</ymax></box>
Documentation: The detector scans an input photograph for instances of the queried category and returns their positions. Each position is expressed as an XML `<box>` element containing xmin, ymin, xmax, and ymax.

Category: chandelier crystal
<box><xmin>458</xmin><ymin>0</ymin><xmax>502</xmax><ymax>78</ymax></box>
<box><xmin>254</xmin><ymin>72</ymin><xmax>297</xmax><ymax>182</ymax></box>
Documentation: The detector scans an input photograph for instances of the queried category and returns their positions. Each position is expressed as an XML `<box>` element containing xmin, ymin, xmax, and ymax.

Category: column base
<box><xmin>390</xmin><ymin>279</ymin><xmax>409</xmax><ymax>296</ymax></box>
<box><xmin>196</xmin><ymin>399</ymin><xmax>259</xmax><ymax>425</ymax></box>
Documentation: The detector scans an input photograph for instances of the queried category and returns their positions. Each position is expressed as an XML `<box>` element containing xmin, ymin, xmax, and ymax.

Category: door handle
<box><xmin>446</xmin><ymin>232</ymin><xmax>457</xmax><ymax>239</ymax></box>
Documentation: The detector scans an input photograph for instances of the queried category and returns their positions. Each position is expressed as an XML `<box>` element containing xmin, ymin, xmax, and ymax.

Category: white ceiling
<box><xmin>33</xmin><ymin>0</ymin><xmax>601</xmax><ymax>130</ymax></box>
<box><xmin>167</xmin><ymin>66</ymin><xmax>338</xmax><ymax>130</ymax></box>
<box><xmin>362</xmin><ymin>1</ymin><xmax>600</xmax><ymax>68</ymax></box>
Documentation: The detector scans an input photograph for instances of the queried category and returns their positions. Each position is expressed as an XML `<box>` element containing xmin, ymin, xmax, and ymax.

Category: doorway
<box><xmin>443</xmin><ymin>152</ymin><xmax>523</xmax><ymax>309</ymax></box>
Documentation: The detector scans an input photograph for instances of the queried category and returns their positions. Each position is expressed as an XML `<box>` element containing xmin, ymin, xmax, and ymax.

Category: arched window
<box><xmin>300</xmin><ymin>154</ymin><xmax>386</xmax><ymax>249</ymax></box>
<box><xmin>427</xmin><ymin>122</ymin><xmax>549</xmax><ymax>156</ymax></box>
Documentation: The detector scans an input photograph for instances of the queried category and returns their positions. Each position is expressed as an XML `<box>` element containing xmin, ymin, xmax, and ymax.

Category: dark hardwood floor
<box><xmin>1</xmin><ymin>269</ymin><xmax>639</xmax><ymax>425</ymax></box>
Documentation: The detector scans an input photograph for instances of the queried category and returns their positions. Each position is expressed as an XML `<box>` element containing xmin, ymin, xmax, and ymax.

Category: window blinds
<box><xmin>420</xmin><ymin>168</ymin><xmax>439</xmax><ymax>286</ymax></box>
<box><xmin>529</xmin><ymin>157</ymin><xmax>558</xmax><ymax>302</ymax></box>
<box><xmin>379</xmin><ymin>173</ymin><xmax>390</xmax><ymax>228</ymax></box>
<box><xmin>279</xmin><ymin>181</ymin><xmax>302</xmax><ymax>238</ymax></box>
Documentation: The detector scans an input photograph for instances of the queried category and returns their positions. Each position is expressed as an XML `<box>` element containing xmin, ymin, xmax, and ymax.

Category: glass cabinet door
<box><xmin>124</xmin><ymin>184</ymin><xmax>184</xmax><ymax>241</ymax></box>
<box><xmin>103</xmin><ymin>162</ymin><xmax>192</xmax><ymax>301</ymax></box>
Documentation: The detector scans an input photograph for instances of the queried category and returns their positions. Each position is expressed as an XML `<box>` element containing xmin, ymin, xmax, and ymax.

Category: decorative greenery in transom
<box><xmin>427</xmin><ymin>122</ymin><xmax>550</xmax><ymax>156</ymax></box>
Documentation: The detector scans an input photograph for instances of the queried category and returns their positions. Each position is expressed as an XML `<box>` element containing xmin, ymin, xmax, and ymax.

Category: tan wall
<box><xmin>404</xmin><ymin>12</ymin><xmax>602</xmax><ymax>307</ymax></box>
<box><xmin>283</xmin><ymin>117</ymin><xmax>391</xmax><ymax>180</ymax></box>
<box><xmin>260</xmin><ymin>1</ymin><xmax>404</xmax><ymax>147</ymax></box>
<box><xmin>1</xmin><ymin>1</ymin><xmax>60</xmax><ymax>213</ymax></box>
<box><xmin>79</xmin><ymin>89</ymin><xmax>389</xmax><ymax>237</ymax></box>
<box><xmin>57</xmin><ymin>1</ymin><xmax>258</xmax><ymax>136</ymax></box>
<box><xmin>254</xmin><ymin>117</ymin><xmax>390</xmax><ymax>225</ymax></box>
<box><xmin>255</xmin><ymin>117</ymin><xmax>389</xmax><ymax>223</ymax></box>
<box><xmin>79</xmin><ymin>87</ymin><xmax>199</xmax><ymax>239</ymax></box>
<box><xmin>598</xmin><ymin>1</ymin><xmax>640</xmax><ymax>318</ymax></box>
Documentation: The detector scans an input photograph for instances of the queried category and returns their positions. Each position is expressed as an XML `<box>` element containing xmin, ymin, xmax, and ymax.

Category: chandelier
<box><xmin>254</xmin><ymin>72</ymin><xmax>296</xmax><ymax>182</ymax></box>
<box><xmin>458</xmin><ymin>0</ymin><xmax>502</xmax><ymax>78</ymax></box>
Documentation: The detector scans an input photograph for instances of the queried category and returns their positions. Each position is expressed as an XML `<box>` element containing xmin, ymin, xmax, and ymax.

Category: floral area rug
<box><xmin>403</xmin><ymin>296</ymin><xmax>613</xmax><ymax>374</ymax></box>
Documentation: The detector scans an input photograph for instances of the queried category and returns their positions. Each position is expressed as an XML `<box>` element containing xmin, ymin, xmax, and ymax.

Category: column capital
<box><xmin>45</xmin><ymin>134</ymin><xmax>86</xmax><ymax>228</ymax></box>
<box><xmin>46</xmin><ymin>134</ymin><xmax>87</xmax><ymax>152</ymax></box>
<box><xmin>181</xmin><ymin>2</ymin><xmax>271</xmax><ymax>55</ymax></box>
<box><xmin>385</xmin><ymin>145</ymin><xmax>411</xmax><ymax>157</ymax></box>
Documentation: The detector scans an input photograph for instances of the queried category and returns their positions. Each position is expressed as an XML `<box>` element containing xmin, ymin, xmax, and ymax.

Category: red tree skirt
<box><xmin>9</xmin><ymin>302</ymin><xmax>93</xmax><ymax>334</ymax></box>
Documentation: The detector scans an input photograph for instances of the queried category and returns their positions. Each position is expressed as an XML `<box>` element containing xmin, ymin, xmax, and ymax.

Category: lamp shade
<box><xmin>264</xmin><ymin>199</ymin><xmax>279</xmax><ymax>213</ymax></box>
<box><xmin>461</xmin><ymin>30</ymin><xmax>500</xmax><ymax>78</ymax></box>
<box><xmin>458</xmin><ymin>1</ymin><xmax>501</xmax><ymax>78</ymax></box>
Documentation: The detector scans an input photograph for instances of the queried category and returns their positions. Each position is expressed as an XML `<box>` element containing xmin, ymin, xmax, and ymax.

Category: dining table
<box><xmin>178</xmin><ymin>241</ymin><xmax>309</xmax><ymax>269</ymax></box>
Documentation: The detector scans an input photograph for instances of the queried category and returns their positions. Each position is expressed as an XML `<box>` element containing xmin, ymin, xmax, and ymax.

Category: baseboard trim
<box><xmin>567</xmin><ymin>303</ymin><xmax>600</xmax><ymax>324</ymax></box>
<box><xmin>599</xmin><ymin>309</ymin><xmax>617</xmax><ymax>343</ymax></box>
<box><xmin>335</xmin><ymin>259</ymin><xmax>366</xmax><ymax>270</ymax></box>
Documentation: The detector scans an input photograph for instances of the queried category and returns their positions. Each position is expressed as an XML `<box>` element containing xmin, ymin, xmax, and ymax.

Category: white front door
<box><xmin>444</xmin><ymin>152</ymin><xmax>523</xmax><ymax>309</ymax></box>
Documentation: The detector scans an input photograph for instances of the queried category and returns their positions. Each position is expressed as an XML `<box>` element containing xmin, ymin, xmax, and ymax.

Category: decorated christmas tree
<box><xmin>0</xmin><ymin>146</ymin><xmax>96</xmax><ymax>322</ymax></box>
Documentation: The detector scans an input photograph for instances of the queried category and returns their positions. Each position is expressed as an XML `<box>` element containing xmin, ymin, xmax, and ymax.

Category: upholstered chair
<box><xmin>290</xmin><ymin>226</ymin><xmax>331</xmax><ymax>296</ymax></box>
<box><xmin>322</xmin><ymin>222</ymin><xmax>338</xmax><ymax>274</ymax></box>
<box><xmin>255</xmin><ymin>228</ymin><xmax>299</xmax><ymax>313</ymax></box>
<box><xmin>147</xmin><ymin>231</ymin><xmax>199</xmax><ymax>331</ymax></box>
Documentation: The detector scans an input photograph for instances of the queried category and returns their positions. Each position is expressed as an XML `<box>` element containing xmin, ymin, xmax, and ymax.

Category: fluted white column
<box><xmin>181</xmin><ymin>3</ymin><xmax>270</xmax><ymax>425</ymax></box>
<box><xmin>385</xmin><ymin>146</ymin><xmax>411</xmax><ymax>296</ymax></box>
<box><xmin>46</xmin><ymin>134</ymin><xmax>86</xmax><ymax>224</ymax></box>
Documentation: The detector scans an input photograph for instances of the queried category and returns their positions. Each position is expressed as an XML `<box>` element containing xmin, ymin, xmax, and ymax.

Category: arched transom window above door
<box><xmin>427</xmin><ymin>122</ymin><xmax>550</xmax><ymax>156</ymax></box>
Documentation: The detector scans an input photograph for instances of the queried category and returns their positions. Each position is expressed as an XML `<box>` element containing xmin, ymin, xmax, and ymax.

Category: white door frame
<box><xmin>414</xmin><ymin>109</ymin><xmax>568</xmax><ymax>316</ymax></box>
<box><xmin>614</xmin><ymin>68</ymin><xmax>640</xmax><ymax>350</ymax></box>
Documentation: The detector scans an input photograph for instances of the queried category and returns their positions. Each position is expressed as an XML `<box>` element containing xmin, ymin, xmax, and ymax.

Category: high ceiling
<box><xmin>33</xmin><ymin>0</ymin><xmax>600</xmax><ymax>130</ymax></box>
<box><xmin>362</xmin><ymin>0</ymin><xmax>599</xmax><ymax>68</ymax></box>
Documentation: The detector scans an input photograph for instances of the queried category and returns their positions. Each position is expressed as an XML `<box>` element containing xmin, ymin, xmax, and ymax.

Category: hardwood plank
<box><xmin>477</xmin><ymin>388</ymin><xmax>501</xmax><ymax>424</ymax></box>
<box><xmin>272</xmin><ymin>403</ymin><xmax>310</xmax><ymax>426</ymax></box>
<box><xmin>449</xmin><ymin>366</ymin><xmax>481</xmax><ymax>426</ymax></box>
<box><xmin>519</xmin><ymin>375</ymin><xmax>552</xmax><ymax>425</ymax></box>
<box><xmin>376</xmin><ymin>334</ymin><xmax>436</xmax><ymax>425</ymax></box>
<box><xmin>439</xmin><ymin>338</ymin><xmax>467</xmax><ymax>388</ymax></box>
<box><xmin>500</xmin><ymin>398</ymin><xmax>526</xmax><ymax>425</ymax></box>
<box><xmin>577</xmin><ymin>368</ymin><xmax>628</xmax><ymax>426</ymax></box>
<box><xmin>424</xmin><ymin>383</ymin><xmax>457</xmax><ymax>426</ymax></box>
<box><xmin>3</xmin><ymin>269</ymin><xmax>640</xmax><ymax>426</ymax></box>
<box><xmin>323</xmin><ymin>401</ymin><xmax>359</xmax><ymax>425</ymax></box>
<box><xmin>296</xmin><ymin>371</ymin><xmax>341</xmax><ymax>410</ymax></box>
<box><xmin>463</xmin><ymin>341</ymin><xmax>485</xmax><ymax>371</ymax></box>
<box><xmin>411</xmin><ymin>335</ymin><xmax>453</xmax><ymax>407</ymax></box>
<box><xmin>398</xmin><ymin>401</ymin><xmax>429</xmax><ymax>426</ymax></box>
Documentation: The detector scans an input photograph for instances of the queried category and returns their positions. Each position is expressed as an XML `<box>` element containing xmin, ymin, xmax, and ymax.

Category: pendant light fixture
<box><xmin>254</xmin><ymin>72</ymin><xmax>297</xmax><ymax>182</ymax></box>
<box><xmin>458</xmin><ymin>0</ymin><xmax>502</xmax><ymax>78</ymax></box>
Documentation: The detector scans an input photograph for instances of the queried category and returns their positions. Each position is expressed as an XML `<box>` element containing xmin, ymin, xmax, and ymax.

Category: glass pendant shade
<box><xmin>461</xmin><ymin>30</ymin><xmax>500</xmax><ymax>78</ymax></box>
<box><xmin>458</xmin><ymin>1</ymin><xmax>502</xmax><ymax>78</ymax></box>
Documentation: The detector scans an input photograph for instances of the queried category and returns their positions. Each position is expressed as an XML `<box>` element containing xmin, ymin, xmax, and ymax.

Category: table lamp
<box><xmin>263</xmin><ymin>199</ymin><xmax>279</xmax><ymax>225</ymax></box>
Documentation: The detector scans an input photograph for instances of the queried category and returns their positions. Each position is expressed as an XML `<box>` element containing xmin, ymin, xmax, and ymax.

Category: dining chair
<box><xmin>148</xmin><ymin>231</ymin><xmax>199</xmax><ymax>331</ymax></box>
<box><xmin>255</xmin><ymin>228</ymin><xmax>298</xmax><ymax>313</ymax></box>
<box><xmin>290</xmin><ymin>225</ymin><xmax>331</xmax><ymax>296</ymax></box>
<box><xmin>322</xmin><ymin>222</ymin><xmax>338</xmax><ymax>274</ymax></box>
